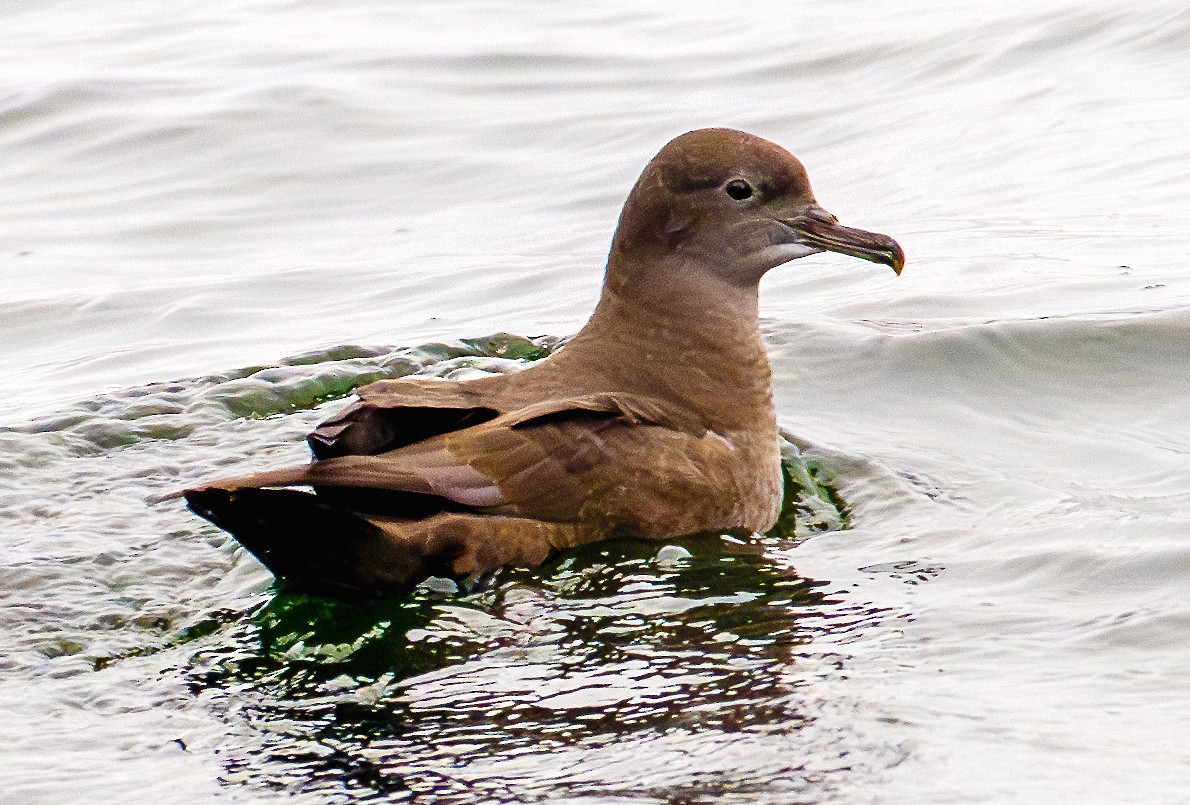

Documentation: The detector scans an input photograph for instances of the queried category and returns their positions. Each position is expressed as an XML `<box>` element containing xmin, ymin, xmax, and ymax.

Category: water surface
<box><xmin>2</xmin><ymin>1</ymin><xmax>1188</xmax><ymax>802</ymax></box>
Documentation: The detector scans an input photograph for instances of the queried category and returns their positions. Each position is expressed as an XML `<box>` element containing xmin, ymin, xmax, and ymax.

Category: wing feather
<box><xmin>183</xmin><ymin>388</ymin><xmax>744</xmax><ymax>537</ymax></box>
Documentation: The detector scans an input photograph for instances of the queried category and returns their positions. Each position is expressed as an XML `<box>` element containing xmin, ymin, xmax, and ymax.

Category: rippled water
<box><xmin>2</xmin><ymin>1</ymin><xmax>1189</xmax><ymax>802</ymax></box>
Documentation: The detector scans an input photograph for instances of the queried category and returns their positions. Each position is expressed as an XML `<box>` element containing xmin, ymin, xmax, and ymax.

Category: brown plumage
<box><xmin>183</xmin><ymin>128</ymin><xmax>904</xmax><ymax>598</ymax></box>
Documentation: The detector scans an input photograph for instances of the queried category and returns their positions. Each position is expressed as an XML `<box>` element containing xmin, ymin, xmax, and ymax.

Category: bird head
<box><xmin>609</xmin><ymin>128</ymin><xmax>904</xmax><ymax>289</ymax></box>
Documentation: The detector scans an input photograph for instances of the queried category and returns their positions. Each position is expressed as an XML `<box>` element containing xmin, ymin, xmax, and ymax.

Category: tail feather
<box><xmin>185</xmin><ymin>487</ymin><xmax>595</xmax><ymax>598</ymax></box>
<box><xmin>185</xmin><ymin>488</ymin><xmax>434</xmax><ymax>598</ymax></box>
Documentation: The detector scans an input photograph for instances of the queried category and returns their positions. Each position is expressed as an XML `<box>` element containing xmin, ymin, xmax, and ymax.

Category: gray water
<box><xmin>2</xmin><ymin>1</ymin><xmax>1189</xmax><ymax>802</ymax></box>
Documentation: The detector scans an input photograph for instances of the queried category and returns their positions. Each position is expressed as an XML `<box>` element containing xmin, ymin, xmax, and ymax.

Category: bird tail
<box><xmin>184</xmin><ymin>488</ymin><xmax>590</xmax><ymax>599</ymax></box>
<box><xmin>185</xmin><ymin>487</ymin><xmax>434</xmax><ymax>598</ymax></box>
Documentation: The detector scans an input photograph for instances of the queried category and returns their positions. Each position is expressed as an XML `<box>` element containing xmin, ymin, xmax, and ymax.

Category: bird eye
<box><xmin>724</xmin><ymin>179</ymin><xmax>754</xmax><ymax>201</ymax></box>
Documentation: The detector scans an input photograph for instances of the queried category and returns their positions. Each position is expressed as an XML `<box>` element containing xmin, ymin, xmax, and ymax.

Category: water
<box><xmin>2</xmin><ymin>1</ymin><xmax>1188</xmax><ymax>802</ymax></box>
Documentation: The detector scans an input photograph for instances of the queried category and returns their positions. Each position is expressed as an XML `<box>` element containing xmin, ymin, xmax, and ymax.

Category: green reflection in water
<box><xmin>191</xmin><ymin>526</ymin><xmax>845</xmax><ymax>801</ymax></box>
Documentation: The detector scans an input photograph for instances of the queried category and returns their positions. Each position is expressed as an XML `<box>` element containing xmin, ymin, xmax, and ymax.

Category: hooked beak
<box><xmin>783</xmin><ymin>206</ymin><xmax>905</xmax><ymax>275</ymax></box>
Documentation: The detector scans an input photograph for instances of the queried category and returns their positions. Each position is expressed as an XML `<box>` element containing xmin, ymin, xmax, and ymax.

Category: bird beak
<box><xmin>783</xmin><ymin>206</ymin><xmax>905</xmax><ymax>275</ymax></box>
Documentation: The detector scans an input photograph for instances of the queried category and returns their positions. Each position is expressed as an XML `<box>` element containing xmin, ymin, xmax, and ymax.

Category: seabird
<box><xmin>182</xmin><ymin>128</ymin><xmax>904</xmax><ymax>598</ymax></box>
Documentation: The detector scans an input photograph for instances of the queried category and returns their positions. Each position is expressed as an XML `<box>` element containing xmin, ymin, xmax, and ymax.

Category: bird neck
<box><xmin>559</xmin><ymin>254</ymin><xmax>776</xmax><ymax>431</ymax></box>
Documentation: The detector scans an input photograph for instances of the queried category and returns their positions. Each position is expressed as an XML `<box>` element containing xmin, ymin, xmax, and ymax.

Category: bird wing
<box><xmin>447</xmin><ymin>393</ymin><xmax>733</xmax><ymax>533</ymax></box>
<box><xmin>190</xmin><ymin>390</ymin><xmax>740</xmax><ymax>532</ymax></box>
<box><xmin>282</xmin><ymin>391</ymin><xmax>744</xmax><ymax>537</ymax></box>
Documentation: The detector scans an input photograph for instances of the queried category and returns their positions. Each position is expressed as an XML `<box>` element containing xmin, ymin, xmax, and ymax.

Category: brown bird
<box><xmin>183</xmin><ymin>128</ymin><xmax>904</xmax><ymax>598</ymax></box>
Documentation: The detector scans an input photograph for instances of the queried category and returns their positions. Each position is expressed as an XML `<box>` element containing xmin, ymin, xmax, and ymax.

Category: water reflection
<box><xmin>182</xmin><ymin>533</ymin><xmax>888</xmax><ymax>801</ymax></box>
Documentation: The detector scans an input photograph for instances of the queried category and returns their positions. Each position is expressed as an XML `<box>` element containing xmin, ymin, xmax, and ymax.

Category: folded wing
<box><xmin>186</xmin><ymin>385</ymin><xmax>736</xmax><ymax>534</ymax></box>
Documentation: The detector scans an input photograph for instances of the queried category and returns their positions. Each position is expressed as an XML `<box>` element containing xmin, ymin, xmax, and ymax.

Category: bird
<box><xmin>182</xmin><ymin>128</ymin><xmax>904</xmax><ymax>599</ymax></box>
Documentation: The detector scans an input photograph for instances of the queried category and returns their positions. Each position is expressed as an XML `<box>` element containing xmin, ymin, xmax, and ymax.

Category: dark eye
<box><xmin>724</xmin><ymin>179</ymin><xmax>754</xmax><ymax>201</ymax></box>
